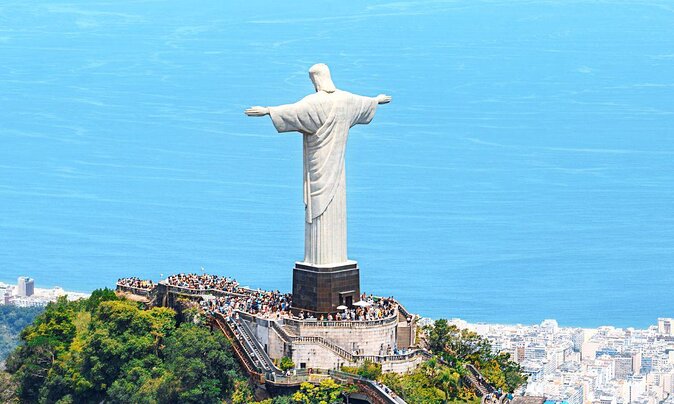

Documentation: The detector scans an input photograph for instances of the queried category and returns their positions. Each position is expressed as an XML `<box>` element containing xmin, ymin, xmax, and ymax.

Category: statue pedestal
<box><xmin>292</xmin><ymin>260</ymin><xmax>360</xmax><ymax>315</ymax></box>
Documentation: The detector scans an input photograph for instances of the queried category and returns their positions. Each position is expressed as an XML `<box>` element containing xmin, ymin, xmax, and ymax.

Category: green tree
<box><xmin>5</xmin><ymin>296</ymin><xmax>76</xmax><ymax>401</ymax></box>
<box><xmin>428</xmin><ymin>319</ymin><xmax>450</xmax><ymax>354</ymax></box>
<box><xmin>85</xmin><ymin>288</ymin><xmax>119</xmax><ymax>312</ymax></box>
<box><xmin>292</xmin><ymin>379</ymin><xmax>346</xmax><ymax>404</ymax></box>
<box><xmin>423</xmin><ymin>320</ymin><xmax>527</xmax><ymax>394</ymax></box>
<box><xmin>0</xmin><ymin>371</ymin><xmax>19</xmax><ymax>403</ymax></box>
<box><xmin>5</xmin><ymin>290</ymin><xmax>243</xmax><ymax>403</ymax></box>
<box><xmin>231</xmin><ymin>379</ymin><xmax>254</xmax><ymax>404</ymax></box>
<box><xmin>435</xmin><ymin>367</ymin><xmax>461</xmax><ymax>401</ymax></box>
<box><xmin>257</xmin><ymin>396</ymin><xmax>295</xmax><ymax>404</ymax></box>
<box><xmin>380</xmin><ymin>369</ymin><xmax>445</xmax><ymax>404</ymax></box>
<box><xmin>495</xmin><ymin>352</ymin><xmax>527</xmax><ymax>392</ymax></box>
<box><xmin>181</xmin><ymin>306</ymin><xmax>203</xmax><ymax>326</ymax></box>
<box><xmin>279</xmin><ymin>356</ymin><xmax>295</xmax><ymax>371</ymax></box>
<box><xmin>106</xmin><ymin>357</ymin><xmax>170</xmax><ymax>404</ymax></box>
<box><xmin>81</xmin><ymin>301</ymin><xmax>166</xmax><ymax>396</ymax></box>
<box><xmin>354</xmin><ymin>360</ymin><xmax>382</xmax><ymax>380</ymax></box>
<box><xmin>0</xmin><ymin>305</ymin><xmax>43</xmax><ymax>360</ymax></box>
<box><xmin>163</xmin><ymin>323</ymin><xmax>238</xmax><ymax>403</ymax></box>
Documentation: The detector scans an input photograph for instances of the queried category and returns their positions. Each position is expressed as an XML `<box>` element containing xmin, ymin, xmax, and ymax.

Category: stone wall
<box><xmin>291</xmin><ymin>342</ymin><xmax>353</xmax><ymax>370</ymax></box>
<box><xmin>381</xmin><ymin>355</ymin><xmax>426</xmax><ymax>373</ymax></box>
<box><xmin>289</xmin><ymin>340</ymin><xmax>425</xmax><ymax>373</ymax></box>
<box><xmin>290</xmin><ymin>320</ymin><xmax>398</xmax><ymax>356</ymax></box>
<box><xmin>267</xmin><ymin>323</ymin><xmax>288</xmax><ymax>360</ymax></box>
<box><xmin>239</xmin><ymin>315</ymin><xmax>285</xmax><ymax>361</ymax></box>
<box><xmin>237</xmin><ymin>312</ymin><xmax>425</xmax><ymax>375</ymax></box>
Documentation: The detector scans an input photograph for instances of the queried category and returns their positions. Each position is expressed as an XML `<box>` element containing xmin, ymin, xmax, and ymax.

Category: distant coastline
<box><xmin>0</xmin><ymin>277</ymin><xmax>90</xmax><ymax>308</ymax></box>
<box><xmin>2</xmin><ymin>275</ymin><xmax>670</xmax><ymax>330</ymax></box>
<box><xmin>0</xmin><ymin>278</ymin><xmax>91</xmax><ymax>296</ymax></box>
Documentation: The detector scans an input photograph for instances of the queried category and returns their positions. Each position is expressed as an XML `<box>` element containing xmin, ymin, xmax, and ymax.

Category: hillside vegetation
<box><xmin>377</xmin><ymin>319</ymin><xmax>527</xmax><ymax>404</ymax></box>
<box><xmin>0</xmin><ymin>305</ymin><xmax>43</xmax><ymax>362</ymax></box>
<box><xmin>4</xmin><ymin>289</ymin><xmax>241</xmax><ymax>404</ymax></box>
<box><xmin>2</xmin><ymin>290</ymin><xmax>527</xmax><ymax>404</ymax></box>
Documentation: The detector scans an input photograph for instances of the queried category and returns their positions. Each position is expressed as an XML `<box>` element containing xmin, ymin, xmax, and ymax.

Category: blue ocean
<box><xmin>1</xmin><ymin>1</ymin><xmax>673</xmax><ymax>328</ymax></box>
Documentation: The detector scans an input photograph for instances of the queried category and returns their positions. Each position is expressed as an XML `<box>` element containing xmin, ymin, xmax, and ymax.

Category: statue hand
<box><xmin>375</xmin><ymin>94</ymin><xmax>392</xmax><ymax>104</ymax></box>
<box><xmin>245</xmin><ymin>106</ymin><xmax>270</xmax><ymax>116</ymax></box>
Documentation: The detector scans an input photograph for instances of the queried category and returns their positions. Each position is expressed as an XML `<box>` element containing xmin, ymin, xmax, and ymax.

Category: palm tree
<box><xmin>424</xmin><ymin>357</ymin><xmax>440</xmax><ymax>380</ymax></box>
<box><xmin>435</xmin><ymin>367</ymin><xmax>460</xmax><ymax>403</ymax></box>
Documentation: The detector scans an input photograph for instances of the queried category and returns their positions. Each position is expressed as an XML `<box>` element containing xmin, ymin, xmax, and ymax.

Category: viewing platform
<box><xmin>116</xmin><ymin>274</ymin><xmax>424</xmax><ymax>373</ymax></box>
<box><xmin>115</xmin><ymin>273</ymin><xmax>431</xmax><ymax>402</ymax></box>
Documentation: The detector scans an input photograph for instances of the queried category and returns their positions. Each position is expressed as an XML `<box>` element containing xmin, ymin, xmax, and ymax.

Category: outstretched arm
<box><xmin>246</xmin><ymin>98</ymin><xmax>321</xmax><ymax>134</ymax></box>
<box><xmin>375</xmin><ymin>94</ymin><xmax>392</xmax><ymax>104</ymax></box>
<box><xmin>350</xmin><ymin>93</ymin><xmax>391</xmax><ymax>126</ymax></box>
<box><xmin>244</xmin><ymin>106</ymin><xmax>270</xmax><ymax>116</ymax></box>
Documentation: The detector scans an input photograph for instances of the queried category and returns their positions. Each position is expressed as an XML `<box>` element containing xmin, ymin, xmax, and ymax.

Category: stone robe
<box><xmin>269</xmin><ymin>90</ymin><xmax>378</xmax><ymax>265</ymax></box>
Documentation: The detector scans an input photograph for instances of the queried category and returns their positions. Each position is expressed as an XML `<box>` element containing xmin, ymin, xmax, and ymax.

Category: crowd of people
<box><xmin>165</xmin><ymin>273</ymin><xmax>240</xmax><ymax>293</ymax></box>
<box><xmin>117</xmin><ymin>273</ymin><xmax>399</xmax><ymax>322</ymax></box>
<box><xmin>117</xmin><ymin>277</ymin><xmax>155</xmax><ymax>290</ymax></box>
<box><xmin>161</xmin><ymin>274</ymin><xmax>291</xmax><ymax>319</ymax></box>
<box><xmin>294</xmin><ymin>293</ymin><xmax>397</xmax><ymax>322</ymax></box>
<box><xmin>201</xmin><ymin>289</ymin><xmax>293</xmax><ymax>319</ymax></box>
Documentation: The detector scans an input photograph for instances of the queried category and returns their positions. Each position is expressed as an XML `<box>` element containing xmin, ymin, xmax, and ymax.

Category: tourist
<box><xmin>117</xmin><ymin>277</ymin><xmax>154</xmax><ymax>290</ymax></box>
<box><xmin>135</xmin><ymin>272</ymin><xmax>400</xmax><ymax>324</ymax></box>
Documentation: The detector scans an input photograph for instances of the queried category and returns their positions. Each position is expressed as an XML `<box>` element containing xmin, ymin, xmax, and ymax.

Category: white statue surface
<box><xmin>246</xmin><ymin>64</ymin><xmax>391</xmax><ymax>266</ymax></box>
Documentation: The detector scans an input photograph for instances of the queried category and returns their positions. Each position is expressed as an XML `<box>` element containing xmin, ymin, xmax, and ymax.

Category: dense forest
<box><xmin>1</xmin><ymin>290</ymin><xmax>526</xmax><ymax>403</ymax></box>
<box><xmin>0</xmin><ymin>305</ymin><xmax>43</xmax><ymax>363</ymax></box>
<box><xmin>2</xmin><ymin>289</ymin><xmax>243</xmax><ymax>403</ymax></box>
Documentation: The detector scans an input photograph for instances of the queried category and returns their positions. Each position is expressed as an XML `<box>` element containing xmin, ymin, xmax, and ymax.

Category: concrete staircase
<box><xmin>232</xmin><ymin>316</ymin><xmax>282</xmax><ymax>374</ymax></box>
<box><xmin>465</xmin><ymin>363</ymin><xmax>496</xmax><ymax>397</ymax></box>
<box><xmin>396</xmin><ymin>303</ymin><xmax>415</xmax><ymax>349</ymax></box>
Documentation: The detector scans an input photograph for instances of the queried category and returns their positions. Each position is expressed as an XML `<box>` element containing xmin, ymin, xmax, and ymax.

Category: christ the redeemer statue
<box><xmin>245</xmin><ymin>64</ymin><xmax>391</xmax><ymax>266</ymax></box>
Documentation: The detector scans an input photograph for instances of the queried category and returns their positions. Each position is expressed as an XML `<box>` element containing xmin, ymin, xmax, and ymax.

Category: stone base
<box><xmin>292</xmin><ymin>261</ymin><xmax>360</xmax><ymax>315</ymax></box>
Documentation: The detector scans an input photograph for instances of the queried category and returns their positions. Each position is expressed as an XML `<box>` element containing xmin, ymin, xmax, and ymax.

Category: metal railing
<box><xmin>161</xmin><ymin>279</ymin><xmax>283</xmax><ymax>297</ymax></box>
<box><xmin>230</xmin><ymin>318</ymin><xmax>271</xmax><ymax>372</ymax></box>
<box><xmin>294</xmin><ymin>335</ymin><xmax>355</xmax><ymax>361</ymax></box>
<box><xmin>212</xmin><ymin>316</ymin><xmax>263</xmax><ymax>381</ymax></box>
<box><xmin>269</xmin><ymin>319</ymin><xmax>295</xmax><ymax>343</ymax></box>
<box><xmin>360</xmin><ymin>379</ymin><xmax>407</xmax><ymax>404</ymax></box>
<box><xmin>236</xmin><ymin>317</ymin><xmax>281</xmax><ymax>374</ymax></box>
<box><xmin>465</xmin><ymin>363</ymin><xmax>495</xmax><ymax>396</ymax></box>
<box><xmin>397</xmin><ymin>302</ymin><xmax>413</xmax><ymax>320</ymax></box>
<box><xmin>346</xmin><ymin>349</ymin><xmax>431</xmax><ymax>364</ymax></box>
<box><xmin>283</xmin><ymin>313</ymin><xmax>398</xmax><ymax>329</ymax></box>
<box><xmin>163</xmin><ymin>283</ymin><xmax>248</xmax><ymax>298</ymax></box>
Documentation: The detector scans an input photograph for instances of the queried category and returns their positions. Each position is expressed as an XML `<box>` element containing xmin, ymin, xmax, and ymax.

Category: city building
<box><xmin>1</xmin><ymin>278</ymin><xmax>88</xmax><ymax>307</ymax></box>
<box><xmin>445</xmin><ymin>318</ymin><xmax>674</xmax><ymax>403</ymax></box>
<box><xmin>658</xmin><ymin>318</ymin><xmax>674</xmax><ymax>337</ymax></box>
<box><xmin>17</xmin><ymin>276</ymin><xmax>30</xmax><ymax>297</ymax></box>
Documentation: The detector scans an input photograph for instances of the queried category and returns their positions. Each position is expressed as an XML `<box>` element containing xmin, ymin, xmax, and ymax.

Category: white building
<box><xmin>17</xmin><ymin>276</ymin><xmax>34</xmax><ymax>297</ymax></box>
<box><xmin>658</xmin><ymin>318</ymin><xmax>674</xmax><ymax>336</ymax></box>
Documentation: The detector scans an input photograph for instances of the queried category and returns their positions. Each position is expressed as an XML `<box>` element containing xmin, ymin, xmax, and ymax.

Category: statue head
<box><xmin>309</xmin><ymin>63</ymin><xmax>336</xmax><ymax>93</ymax></box>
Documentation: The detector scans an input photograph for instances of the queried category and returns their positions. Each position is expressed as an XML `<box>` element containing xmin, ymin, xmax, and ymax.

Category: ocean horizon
<box><xmin>1</xmin><ymin>1</ymin><xmax>673</xmax><ymax>329</ymax></box>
